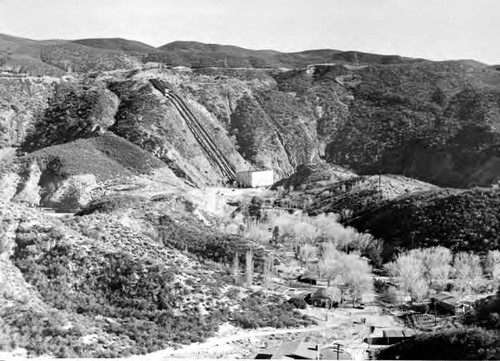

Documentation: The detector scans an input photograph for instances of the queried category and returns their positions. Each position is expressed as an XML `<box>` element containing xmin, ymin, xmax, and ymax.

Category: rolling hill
<box><xmin>1</xmin><ymin>33</ymin><xmax>425</xmax><ymax>75</ymax></box>
<box><xmin>72</xmin><ymin>38</ymin><xmax>159</xmax><ymax>53</ymax></box>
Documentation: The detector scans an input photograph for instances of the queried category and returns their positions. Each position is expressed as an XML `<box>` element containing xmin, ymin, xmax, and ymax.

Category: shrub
<box><xmin>157</xmin><ymin>215</ymin><xmax>265</xmax><ymax>265</ymax></box>
<box><xmin>286</xmin><ymin>297</ymin><xmax>308</xmax><ymax>309</ymax></box>
<box><xmin>76</xmin><ymin>194</ymin><xmax>145</xmax><ymax>215</ymax></box>
<box><xmin>232</xmin><ymin>292</ymin><xmax>315</xmax><ymax>329</ymax></box>
<box><xmin>376</xmin><ymin>328</ymin><xmax>500</xmax><ymax>360</ymax></box>
<box><xmin>464</xmin><ymin>288</ymin><xmax>500</xmax><ymax>329</ymax></box>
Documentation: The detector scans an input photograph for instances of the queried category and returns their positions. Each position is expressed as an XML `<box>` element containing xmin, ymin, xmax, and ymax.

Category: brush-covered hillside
<box><xmin>4</xmin><ymin>34</ymin><xmax>500</xmax><ymax>188</ymax></box>
<box><xmin>0</xmin><ymin>34</ymin><xmax>139</xmax><ymax>76</ymax></box>
<box><xmin>1</xmin><ymin>193</ymin><xmax>307</xmax><ymax>357</ymax></box>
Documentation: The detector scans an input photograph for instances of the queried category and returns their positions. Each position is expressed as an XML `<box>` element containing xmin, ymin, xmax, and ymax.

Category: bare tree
<box><xmin>486</xmin><ymin>250</ymin><xmax>500</xmax><ymax>287</ymax></box>
<box><xmin>410</xmin><ymin>247</ymin><xmax>452</xmax><ymax>290</ymax></box>
<box><xmin>318</xmin><ymin>245</ymin><xmax>344</xmax><ymax>286</ymax></box>
<box><xmin>341</xmin><ymin>253</ymin><xmax>373</xmax><ymax>306</ymax></box>
<box><xmin>299</xmin><ymin>243</ymin><xmax>317</xmax><ymax>268</ymax></box>
<box><xmin>318</xmin><ymin>244</ymin><xmax>372</xmax><ymax>305</ymax></box>
<box><xmin>243</xmin><ymin>221</ymin><xmax>270</xmax><ymax>244</ymax></box>
<box><xmin>453</xmin><ymin>252</ymin><xmax>484</xmax><ymax>295</ymax></box>
<box><xmin>387</xmin><ymin>253</ymin><xmax>428</xmax><ymax>302</ymax></box>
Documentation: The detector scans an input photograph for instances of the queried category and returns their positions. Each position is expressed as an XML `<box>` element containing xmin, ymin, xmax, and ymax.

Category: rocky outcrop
<box><xmin>39</xmin><ymin>174</ymin><xmax>98</xmax><ymax>210</ymax></box>
<box><xmin>7</xmin><ymin>161</ymin><xmax>97</xmax><ymax>209</ymax></box>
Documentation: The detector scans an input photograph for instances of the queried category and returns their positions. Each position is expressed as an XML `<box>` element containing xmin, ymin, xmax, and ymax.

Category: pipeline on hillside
<box><xmin>149</xmin><ymin>79</ymin><xmax>236</xmax><ymax>182</ymax></box>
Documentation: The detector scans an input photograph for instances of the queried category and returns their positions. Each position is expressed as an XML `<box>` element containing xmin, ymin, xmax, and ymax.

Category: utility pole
<box><xmin>332</xmin><ymin>343</ymin><xmax>344</xmax><ymax>360</ymax></box>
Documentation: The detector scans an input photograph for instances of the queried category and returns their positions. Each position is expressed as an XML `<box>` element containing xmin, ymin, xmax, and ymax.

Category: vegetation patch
<box><xmin>26</xmin><ymin>133</ymin><xmax>166</xmax><ymax>182</ymax></box>
<box><xmin>22</xmin><ymin>83</ymin><xmax>108</xmax><ymax>152</ymax></box>
<box><xmin>376</xmin><ymin>328</ymin><xmax>500</xmax><ymax>360</ymax></box>
<box><xmin>76</xmin><ymin>194</ymin><xmax>146</xmax><ymax>216</ymax></box>
<box><xmin>232</xmin><ymin>292</ymin><xmax>316</xmax><ymax>329</ymax></box>
<box><xmin>27</xmin><ymin>139</ymin><xmax>134</xmax><ymax>181</ymax></box>
<box><xmin>156</xmin><ymin>214</ymin><xmax>266</xmax><ymax>265</ymax></box>
<box><xmin>350</xmin><ymin>188</ymin><xmax>500</xmax><ymax>259</ymax></box>
<box><xmin>4</xmin><ymin>216</ymin><xmax>234</xmax><ymax>357</ymax></box>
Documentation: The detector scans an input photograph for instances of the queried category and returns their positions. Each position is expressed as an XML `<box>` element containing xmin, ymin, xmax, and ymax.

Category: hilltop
<box><xmin>72</xmin><ymin>38</ymin><xmax>159</xmax><ymax>53</ymax></box>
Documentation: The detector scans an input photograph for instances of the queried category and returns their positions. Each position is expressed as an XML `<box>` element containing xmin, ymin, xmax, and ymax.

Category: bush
<box><xmin>376</xmin><ymin>328</ymin><xmax>500</xmax><ymax>360</ymax></box>
<box><xmin>76</xmin><ymin>194</ymin><xmax>145</xmax><ymax>216</ymax></box>
<box><xmin>286</xmin><ymin>297</ymin><xmax>308</xmax><ymax>309</ymax></box>
<box><xmin>232</xmin><ymin>292</ymin><xmax>315</xmax><ymax>329</ymax></box>
<box><xmin>464</xmin><ymin>289</ymin><xmax>500</xmax><ymax>329</ymax></box>
<box><xmin>157</xmin><ymin>215</ymin><xmax>265</xmax><ymax>265</ymax></box>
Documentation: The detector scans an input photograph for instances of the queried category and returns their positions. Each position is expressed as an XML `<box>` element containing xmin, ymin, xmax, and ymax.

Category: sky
<box><xmin>0</xmin><ymin>0</ymin><xmax>499</xmax><ymax>64</ymax></box>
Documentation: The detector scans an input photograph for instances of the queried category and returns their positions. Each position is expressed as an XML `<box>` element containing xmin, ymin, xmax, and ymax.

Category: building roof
<box><xmin>433</xmin><ymin>293</ymin><xmax>457</xmax><ymax>307</ymax></box>
<box><xmin>270</xmin><ymin>341</ymin><xmax>319</xmax><ymax>360</ymax></box>
<box><xmin>403</xmin><ymin>329</ymin><xmax>417</xmax><ymax>337</ymax></box>
<box><xmin>237</xmin><ymin>169</ymin><xmax>273</xmax><ymax>175</ymax></box>
<box><xmin>311</xmin><ymin>288</ymin><xmax>330</xmax><ymax>300</ymax></box>
<box><xmin>269</xmin><ymin>284</ymin><xmax>290</xmax><ymax>294</ymax></box>
<box><xmin>382</xmin><ymin>329</ymin><xmax>404</xmax><ymax>338</ymax></box>
<box><xmin>299</xmin><ymin>271</ymin><xmax>319</xmax><ymax>280</ymax></box>
<box><xmin>382</xmin><ymin>328</ymin><xmax>417</xmax><ymax>339</ymax></box>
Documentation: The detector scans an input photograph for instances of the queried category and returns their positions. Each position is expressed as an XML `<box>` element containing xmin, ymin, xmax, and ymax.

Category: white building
<box><xmin>236</xmin><ymin>169</ymin><xmax>274</xmax><ymax>188</ymax></box>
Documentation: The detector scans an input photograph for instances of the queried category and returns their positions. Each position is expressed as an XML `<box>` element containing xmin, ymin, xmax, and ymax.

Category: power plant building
<box><xmin>236</xmin><ymin>170</ymin><xmax>274</xmax><ymax>188</ymax></box>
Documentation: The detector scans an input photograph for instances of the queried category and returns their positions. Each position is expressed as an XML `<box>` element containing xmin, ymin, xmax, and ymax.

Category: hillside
<box><xmin>0</xmin><ymin>34</ymin><xmax>139</xmax><ymax>75</ymax></box>
<box><xmin>348</xmin><ymin>187</ymin><xmax>500</xmax><ymax>259</ymax></box>
<box><xmin>273</xmin><ymin>61</ymin><xmax>500</xmax><ymax>187</ymax></box>
<box><xmin>7</xmin><ymin>35</ymin><xmax>500</xmax><ymax>189</ymax></box>
<box><xmin>0</xmin><ymin>197</ymin><xmax>282</xmax><ymax>357</ymax></box>
<box><xmin>274</xmin><ymin>164</ymin><xmax>500</xmax><ymax>261</ymax></box>
<box><xmin>72</xmin><ymin>38</ymin><xmax>158</xmax><ymax>53</ymax></box>
<box><xmin>152</xmin><ymin>41</ymin><xmax>420</xmax><ymax>69</ymax></box>
<box><xmin>305</xmin><ymin>172</ymin><xmax>437</xmax><ymax>217</ymax></box>
<box><xmin>1</xmin><ymin>34</ymin><xmax>422</xmax><ymax>76</ymax></box>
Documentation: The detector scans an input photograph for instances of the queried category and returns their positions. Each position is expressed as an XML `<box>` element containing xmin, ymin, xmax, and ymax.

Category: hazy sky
<box><xmin>0</xmin><ymin>0</ymin><xmax>498</xmax><ymax>64</ymax></box>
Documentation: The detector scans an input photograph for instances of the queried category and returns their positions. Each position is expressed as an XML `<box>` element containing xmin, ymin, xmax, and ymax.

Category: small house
<box><xmin>382</xmin><ymin>329</ymin><xmax>417</xmax><ymax>344</ymax></box>
<box><xmin>431</xmin><ymin>293</ymin><xmax>457</xmax><ymax>315</ymax></box>
<box><xmin>364</xmin><ymin>328</ymin><xmax>417</xmax><ymax>345</ymax></box>
<box><xmin>236</xmin><ymin>169</ymin><xmax>274</xmax><ymax>188</ymax></box>
<box><xmin>306</xmin><ymin>288</ymin><xmax>338</xmax><ymax>308</ymax></box>
<box><xmin>255</xmin><ymin>341</ymin><xmax>319</xmax><ymax>359</ymax></box>
<box><xmin>297</xmin><ymin>271</ymin><xmax>318</xmax><ymax>285</ymax></box>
